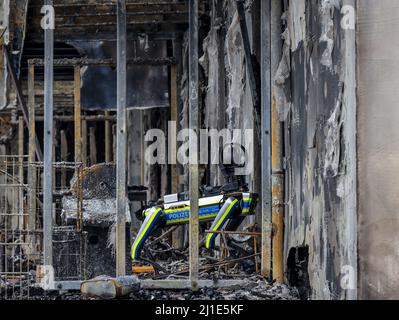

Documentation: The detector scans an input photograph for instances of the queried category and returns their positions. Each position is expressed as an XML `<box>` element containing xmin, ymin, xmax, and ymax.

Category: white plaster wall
<box><xmin>357</xmin><ymin>0</ymin><xmax>399</xmax><ymax>300</ymax></box>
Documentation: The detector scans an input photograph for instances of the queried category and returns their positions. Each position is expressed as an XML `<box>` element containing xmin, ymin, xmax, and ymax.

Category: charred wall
<box><xmin>281</xmin><ymin>0</ymin><xmax>357</xmax><ymax>300</ymax></box>
<box><xmin>198</xmin><ymin>0</ymin><xmax>261</xmax><ymax>227</ymax></box>
<box><xmin>0</xmin><ymin>0</ymin><xmax>363</xmax><ymax>300</ymax></box>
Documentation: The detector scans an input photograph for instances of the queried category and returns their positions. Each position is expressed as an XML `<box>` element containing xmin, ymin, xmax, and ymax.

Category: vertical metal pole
<box><xmin>116</xmin><ymin>0</ymin><xmax>127</xmax><ymax>276</ymax></box>
<box><xmin>260</xmin><ymin>0</ymin><xmax>272</xmax><ymax>278</ymax></box>
<box><xmin>28</xmin><ymin>63</ymin><xmax>36</xmax><ymax>232</ymax></box>
<box><xmin>271</xmin><ymin>0</ymin><xmax>284</xmax><ymax>283</ymax></box>
<box><xmin>43</xmin><ymin>0</ymin><xmax>54</xmax><ymax>267</ymax></box>
<box><xmin>189</xmin><ymin>0</ymin><xmax>199</xmax><ymax>291</ymax></box>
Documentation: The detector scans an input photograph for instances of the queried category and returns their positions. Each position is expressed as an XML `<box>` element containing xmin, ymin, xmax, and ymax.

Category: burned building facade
<box><xmin>0</xmin><ymin>0</ymin><xmax>398</xmax><ymax>301</ymax></box>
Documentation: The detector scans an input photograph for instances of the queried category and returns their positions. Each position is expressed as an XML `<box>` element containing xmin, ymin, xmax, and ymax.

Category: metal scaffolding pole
<box><xmin>260</xmin><ymin>0</ymin><xmax>272</xmax><ymax>278</ymax></box>
<box><xmin>116</xmin><ymin>0</ymin><xmax>127</xmax><ymax>276</ymax></box>
<box><xmin>43</xmin><ymin>0</ymin><xmax>54</xmax><ymax>267</ymax></box>
<box><xmin>189</xmin><ymin>0</ymin><xmax>199</xmax><ymax>291</ymax></box>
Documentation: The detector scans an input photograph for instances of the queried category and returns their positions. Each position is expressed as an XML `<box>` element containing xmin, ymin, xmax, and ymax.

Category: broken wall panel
<box><xmin>282</xmin><ymin>0</ymin><xmax>357</xmax><ymax>300</ymax></box>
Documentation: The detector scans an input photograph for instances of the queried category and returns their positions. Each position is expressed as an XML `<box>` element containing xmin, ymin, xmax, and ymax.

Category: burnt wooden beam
<box><xmin>28</xmin><ymin>57</ymin><xmax>176</xmax><ymax>67</ymax></box>
<box><xmin>105</xmin><ymin>112</ymin><xmax>112</xmax><ymax>163</ymax></box>
<box><xmin>29</xmin><ymin>15</ymin><xmax>196</xmax><ymax>27</ymax></box>
<box><xmin>89</xmin><ymin>126</ymin><xmax>97</xmax><ymax>166</ymax></box>
<box><xmin>4</xmin><ymin>47</ymin><xmax>43</xmax><ymax>161</ymax></box>
<box><xmin>36</xmin><ymin>115</ymin><xmax>116</xmax><ymax>121</ymax></box>
<box><xmin>25</xmin><ymin>2</ymin><xmax>209</xmax><ymax>41</ymax></box>
<box><xmin>82</xmin><ymin>119</ymin><xmax>88</xmax><ymax>167</ymax></box>
<box><xmin>26</xmin><ymin>28</ymin><xmax>185</xmax><ymax>41</ymax></box>
<box><xmin>74</xmin><ymin>65</ymin><xmax>82</xmax><ymax>170</ymax></box>
<box><xmin>28</xmin><ymin>1</ymin><xmax>207</xmax><ymax>15</ymax></box>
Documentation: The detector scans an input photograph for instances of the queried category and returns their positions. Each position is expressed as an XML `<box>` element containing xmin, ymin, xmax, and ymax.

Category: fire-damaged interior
<box><xmin>0</xmin><ymin>0</ymin><xmax>372</xmax><ymax>301</ymax></box>
<box><xmin>1</xmin><ymin>0</ymin><xmax>286</xmax><ymax>300</ymax></box>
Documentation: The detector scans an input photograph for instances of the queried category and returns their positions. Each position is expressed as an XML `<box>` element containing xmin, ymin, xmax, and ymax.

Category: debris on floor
<box><xmin>129</xmin><ymin>279</ymin><xmax>299</xmax><ymax>301</ymax></box>
<box><xmin>1</xmin><ymin>280</ymin><xmax>298</xmax><ymax>301</ymax></box>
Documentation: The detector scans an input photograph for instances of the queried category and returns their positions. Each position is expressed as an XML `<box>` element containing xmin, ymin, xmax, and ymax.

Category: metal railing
<box><xmin>0</xmin><ymin>156</ymin><xmax>86</xmax><ymax>299</ymax></box>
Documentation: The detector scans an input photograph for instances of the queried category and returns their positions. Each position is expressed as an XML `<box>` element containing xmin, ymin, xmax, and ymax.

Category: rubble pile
<box><xmin>139</xmin><ymin>233</ymin><xmax>258</xmax><ymax>280</ymax></box>
<box><xmin>130</xmin><ymin>279</ymin><xmax>299</xmax><ymax>301</ymax></box>
<box><xmin>12</xmin><ymin>282</ymin><xmax>298</xmax><ymax>301</ymax></box>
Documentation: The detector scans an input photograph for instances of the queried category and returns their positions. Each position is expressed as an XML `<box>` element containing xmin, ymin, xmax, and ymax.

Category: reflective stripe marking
<box><xmin>131</xmin><ymin>207</ymin><xmax>162</xmax><ymax>260</ymax></box>
<box><xmin>133</xmin><ymin>194</ymin><xmax>256</xmax><ymax>259</ymax></box>
<box><xmin>205</xmin><ymin>198</ymin><xmax>239</xmax><ymax>249</ymax></box>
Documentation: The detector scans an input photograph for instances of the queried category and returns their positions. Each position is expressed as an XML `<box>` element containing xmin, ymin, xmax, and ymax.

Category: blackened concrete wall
<box><xmin>281</xmin><ymin>0</ymin><xmax>357</xmax><ymax>300</ymax></box>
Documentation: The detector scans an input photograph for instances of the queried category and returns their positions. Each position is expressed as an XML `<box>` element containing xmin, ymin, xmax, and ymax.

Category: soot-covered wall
<box><xmin>280</xmin><ymin>0</ymin><xmax>357</xmax><ymax>300</ymax></box>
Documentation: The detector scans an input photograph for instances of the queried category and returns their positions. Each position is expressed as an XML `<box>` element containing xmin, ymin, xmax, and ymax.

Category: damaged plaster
<box><xmin>287</xmin><ymin>0</ymin><xmax>306</xmax><ymax>52</ymax></box>
<box><xmin>225</xmin><ymin>12</ymin><xmax>245</xmax><ymax>131</ymax></box>
<box><xmin>274</xmin><ymin>27</ymin><xmax>292</xmax><ymax>122</ymax></box>
<box><xmin>323</xmin><ymin>84</ymin><xmax>343</xmax><ymax>178</ymax></box>
<box><xmin>199</xmin><ymin>27</ymin><xmax>221</xmax><ymax>185</ymax></box>
<box><xmin>0</xmin><ymin>0</ymin><xmax>10</xmax><ymax>45</ymax></box>
<box><xmin>0</xmin><ymin>0</ymin><xmax>10</xmax><ymax>109</ymax></box>
<box><xmin>319</xmin><ymin>0</ymin><xmax>340</xmax><ymax>69</ymax></box>
<box><xmin>283</xmin><ymin>0</ymin><xmax>357</xmax><ymax>300</ymax></box>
